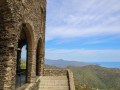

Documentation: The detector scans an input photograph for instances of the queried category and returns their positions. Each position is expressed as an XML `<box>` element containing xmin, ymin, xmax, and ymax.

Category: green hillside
<box><xmin>70</xmin><ymin>65</ymin><xmax>120</xmax><ymax>90</ymax></box>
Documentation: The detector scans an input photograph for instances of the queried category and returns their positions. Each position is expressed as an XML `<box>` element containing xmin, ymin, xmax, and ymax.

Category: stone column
<box><xmin>40</xmin><ymin>57</ymin><xmax>44</xmax><ymax>76</ymax></box>
<box><xmin>27</xmin><ymin>49</ymin><xmax>36</xmax><ymax>83</ymax></box>
<box><xmin>37</xmin><ymin>54</ymin><xmax>44</xmax><ymax>76</ymax></box>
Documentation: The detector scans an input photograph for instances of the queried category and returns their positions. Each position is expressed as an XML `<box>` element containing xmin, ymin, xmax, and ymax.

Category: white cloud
<box><xmin>45</xmin><ymin>49</ymin><xmax>120</xmax><ymax>62</ymax></box>
<box><xmin>46</xmin><ymin>25</ymin><xmax>120</xmax><ymax>40</ymax></box>
<box><xmin>46</xmin><ymin>0</ymin><xmax>120</xmax><ymax>41</ymax></box>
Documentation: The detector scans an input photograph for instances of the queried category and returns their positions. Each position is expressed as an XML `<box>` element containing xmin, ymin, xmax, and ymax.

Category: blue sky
<box><xmin>22</xmin><ymin>0</ymin><xmax>120</xmax><ymax>62</ymax></box>
<box><xmin>45</xmin><ymin>0</ymin><xmax>120</xmax><ymax>62</ymax></box>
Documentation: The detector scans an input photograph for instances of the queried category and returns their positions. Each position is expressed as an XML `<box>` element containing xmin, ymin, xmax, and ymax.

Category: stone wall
<box><xmin>0</xmin><ymin>0</ymin><xmax>46</xmax><ymax>90</ymax></box>
<box><xmin>0</xmin><ymin>1</ymin><xmax>18</xmax><ymax>89</ymax></box>
<box><xmin>44</xmin><ymin>69</ymin><xmax>68</xmax><ymax>76</ymax></box>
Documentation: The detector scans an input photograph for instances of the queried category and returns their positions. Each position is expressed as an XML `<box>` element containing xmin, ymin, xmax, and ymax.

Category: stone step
<box><xmin>40</xmin><ymin>76</ymin><xmax>68</xmax><ymax>80</ymax></box>
<box><xmin>40</xmin><ymin>80</ymin><xmax>68</xmax><ymax>86</ymax></box>
<box><xmin>39</xmin><ymin>86</ymin><xmax>69</xmax><ymax>90</ymax></box>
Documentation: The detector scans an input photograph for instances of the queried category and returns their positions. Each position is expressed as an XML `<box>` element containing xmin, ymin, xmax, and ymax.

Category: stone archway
<box><xmin>16</xmin><ymin>23</ymin><xmax>36</xmax><ymax>87</ymax></box>
<box><xmin>36</xmin><ymin>38</ymin><xmax>44</xmax><ymax>76</ymax></box>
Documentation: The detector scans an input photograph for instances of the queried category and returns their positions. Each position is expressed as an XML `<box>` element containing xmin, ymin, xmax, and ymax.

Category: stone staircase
<box><xmin>38</xmin><ymin>76</ymin><xmax>69</xmax><ymax>90</ymax></box>
<box><xmin>23</xmin><ymin>69</ymin><xmax>75</xmax><ymax>90</ymax></box>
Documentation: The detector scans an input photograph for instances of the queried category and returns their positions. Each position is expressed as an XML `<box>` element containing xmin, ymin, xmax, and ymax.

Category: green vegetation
<box><xmin>70</xmin><ymin>65</ymin><xmax>120</xmax><ymax>90</ymax></box>
<box><xmin>20</xmin><ymin>60</ymin><xmax>26</xmax><ymax>69</ymax></box>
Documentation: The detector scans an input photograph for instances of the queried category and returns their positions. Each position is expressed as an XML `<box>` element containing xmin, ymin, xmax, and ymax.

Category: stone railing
<box><xmin>67</xmin><ymin>69</ymin><xmax>75</xmax><ymax>90</ymax></box>
<box><xmin>44</xmin><ymin>69</ymin><xmax>68</xmax><ymax>76</ymax></box>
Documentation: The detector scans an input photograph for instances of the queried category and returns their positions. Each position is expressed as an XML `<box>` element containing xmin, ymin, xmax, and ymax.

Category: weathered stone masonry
<box><xmin>0</xmin><ymin>0</ymin><xmax>46</xmax><ymax>90</ymax></box>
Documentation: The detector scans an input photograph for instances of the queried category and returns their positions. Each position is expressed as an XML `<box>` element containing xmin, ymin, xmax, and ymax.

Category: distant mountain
<box><xmin>45</xmin><ymin>59</ymin><xmax>95</xmax><ymax>67</ymax></box>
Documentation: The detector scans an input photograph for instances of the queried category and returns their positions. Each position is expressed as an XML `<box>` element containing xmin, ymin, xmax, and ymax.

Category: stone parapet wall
<box><xmin>44</xmin><ymin>69</ymin><xmax>68</xmax><ymax>76</ymax></box>
<box><xmin>67</xmin><ymin>69</ymin><xmax>75</xmax><ymax>90</ymax></box>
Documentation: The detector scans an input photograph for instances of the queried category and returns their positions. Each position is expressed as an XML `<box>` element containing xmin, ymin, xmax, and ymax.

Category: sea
<box><xmin>94</xmin><ymin>62</ymin><xmax>120</xmax><ymax>69</ymax></box>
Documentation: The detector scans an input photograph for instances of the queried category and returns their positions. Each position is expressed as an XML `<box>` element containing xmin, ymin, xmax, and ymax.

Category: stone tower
<box><xmin>0</xmin><ymin>0</ymin><xmax>46</xmax><ymax>90</ymax></box>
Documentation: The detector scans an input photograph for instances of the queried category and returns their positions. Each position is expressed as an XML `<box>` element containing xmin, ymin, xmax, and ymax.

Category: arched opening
<box><xmin>36</xmin><ymin>38</ymin><xmax>44</xmax><ymax>76</ymax></box>
<box><xmin>16</xmin><ymin>27</ymin><xmax>27</xmax><ymax>88</ymax></box>
<box><xmin>16</xmin><ymin>23</ymin><xmax>36</xmax><ymax>88</ymax></box>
